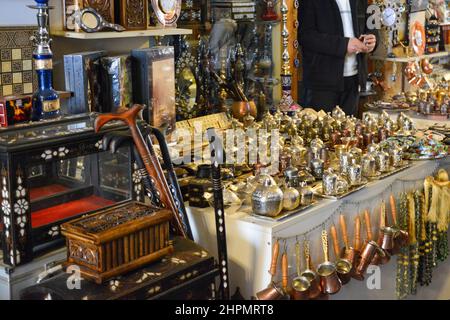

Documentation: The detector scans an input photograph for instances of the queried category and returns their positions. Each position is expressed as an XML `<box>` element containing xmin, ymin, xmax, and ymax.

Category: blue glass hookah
<box><xmin>28</xmin><ymin>0</ymin><xmax>61</xmax><ymax>121</ymax></box>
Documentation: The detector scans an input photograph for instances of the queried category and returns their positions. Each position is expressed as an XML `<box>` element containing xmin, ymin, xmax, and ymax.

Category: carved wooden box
<box><xmin>119</xmin><ymin>0</ymin><xmax>148</xmax><ymax>30</ymax></box>
<box><xmin>61</xmin><ymin>201</ymin><xmax>173</xmax><ymax>284</ymax></box>
<box><xmin>0</xmin><ymin>114</ymin><xmax>142</xmax><ymax>268</ymax></box>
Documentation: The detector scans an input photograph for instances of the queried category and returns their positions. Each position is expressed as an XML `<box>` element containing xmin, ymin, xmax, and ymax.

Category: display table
<box><xmin>364</xmin><ymin>109</ymin><xmax>449</xmax><ymax>130</ymax></box>
<box><xmin>187</xmin><ymin>158</ymin><xmax>450</xmax><ymax>300</ymax></box>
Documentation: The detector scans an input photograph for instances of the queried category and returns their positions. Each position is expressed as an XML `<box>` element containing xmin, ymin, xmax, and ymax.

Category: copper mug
<box><xmin>317</xmin><ymin>230</ymin><xmax>342</xmax><ymax>294</ymax></box>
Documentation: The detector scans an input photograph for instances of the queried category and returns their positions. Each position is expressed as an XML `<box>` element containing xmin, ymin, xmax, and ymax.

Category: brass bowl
<box><xmin>232</xmin><ymin>101</ymin><xmax>257</xmax><ymax>121</ymax></box>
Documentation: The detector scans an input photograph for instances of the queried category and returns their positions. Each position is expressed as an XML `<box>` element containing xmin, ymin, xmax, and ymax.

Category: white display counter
<box><xmin>187</xmin><ymin>158</ymin><xmax>450</xmax><ymax>300</ymax></box>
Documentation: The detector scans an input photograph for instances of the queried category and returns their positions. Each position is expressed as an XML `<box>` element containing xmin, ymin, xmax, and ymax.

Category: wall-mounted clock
<box><xmin>380</xmin><ymin>2</ymin><xmax>403</xmax><ymax>31</ymax></box>
<box><xmin>151</xmin><ymin>0</ymin><xmax>182</xmax><ymax>26</ymax></box>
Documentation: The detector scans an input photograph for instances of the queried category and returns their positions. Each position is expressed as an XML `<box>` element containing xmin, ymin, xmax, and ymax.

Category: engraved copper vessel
<box><xmin>317</xmin><ymin>230</ymin><xmax>342</xmax><ymax>294</ymax></box>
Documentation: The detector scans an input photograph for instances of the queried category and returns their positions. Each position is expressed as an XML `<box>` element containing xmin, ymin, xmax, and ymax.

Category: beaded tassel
<box><xmin>396</xmin><ymin>192</ymin><xmax>409</xmax><ymax>299</ymax></box>
<box><xmin>437</xmin><ymin>231</ymin><xmax>449</xmax><ymax>262</ymax></box>
<box><xmin>410</xmin><ymin>192</ymin><xmax>422</xmax><ymax>295</ymax></box>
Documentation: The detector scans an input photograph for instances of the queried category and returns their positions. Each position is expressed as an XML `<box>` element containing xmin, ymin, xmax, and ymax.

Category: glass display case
<box><xmin>0</xmin><ymin>114</ymin><xmax>142</xmax><ymax>266</ymax></box>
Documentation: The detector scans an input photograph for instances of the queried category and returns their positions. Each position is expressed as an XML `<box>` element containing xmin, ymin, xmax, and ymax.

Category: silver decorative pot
<box><xmin>374</xmin><ymin>150</ymin><xmax>390</xmax><ymax>173</ymax></box>
<box><xmin>349</xmin><ymin>147</ymin><xmax>363</xmax><ymax>164</ymax></box>
<box><xmin>336</xmin><ymin>175</ymin><xmax>349</xmax><ymax>194</ymax></box>
<box><xmin>323</xmin><ymin>169</ymin><xmax>339</xmax><ymax>196</ymax></box>
<box><xmin>339</xmin><ymin>152</ymin><xmax>355</xmax><ymax>174</ymax></box>
<box><xmin>310</xmin><ymin>157</ymin><xmax>324</xmax><ymax>179</ymax></box>
<box><xmin>298</xmin><ymin>181</ymin><xmax>314</xmax><ymax>206</ymax></box>
<box><xmin>347</xmin><ymin>163</ymin><xmax>362</xmax><ymax>186</ymax></box>
<box><xmin>361</xmin><ymin>153</ymin><xmax>377</xmax><ymax>178</ymax></box>
<box><xmin>252</xmin><ymin>175</ymin><xmax>284</xmax><ymax>217</ymax></box>
<box><xmin>282</xmin><ymin>184</ymin><xmax>300</xmax><ymax>211</ymax></box>
<box><xmin>389</xmin><ymin>145</ymin><xmax>403</xmax><ymax>168</ymax></box>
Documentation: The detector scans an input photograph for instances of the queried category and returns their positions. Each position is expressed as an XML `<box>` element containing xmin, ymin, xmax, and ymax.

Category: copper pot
<box><xmin>339</xmin><ymin>215</ymin><xmax>360</xmax><ymax>277</ymax></box>
<box><xmin>317</xmin><ymin>230</ymin><xmax>342</xmax><ymax>295</ymax></box>
<box><xmin>330</xmin><ymin>225</ymin><xmax>352</xmax><ymax>285</ymax></box>
<box><xmin>291</xmin><ymin>276</ymin><xmax>311</xmax><ymax>300</ymax></box>
<box><xmin>232</xmin><ymin>101</ymin><xmax>257</xmax><ymax>121</ymax></box>
<box><xmin>380</xmin><ymin>226</ymin><xmax>396</xmax><ymax>252</ymax></box>
<box><xmin>256</xmin><ymin>282</ymin><xmax>286</xmax><ymax>300</ymax></box>
<box><xmin>301</xmin><ymin>240</ymin><xmax>323</xmax><ymax>299</ymax></box>
<box><xmin>354</xmin><ymin>240</ymin><xmax>382</xmax><ymax>279</ymax></box>
<box><xmin>352</xmin><ymin>215</ymin><xmax>364</xmax><ymax>280</ymax></box>
<box><xmin>291</xmin><ymin>241</ymin><xmax>311</xmax><ymax>300</ymax></box>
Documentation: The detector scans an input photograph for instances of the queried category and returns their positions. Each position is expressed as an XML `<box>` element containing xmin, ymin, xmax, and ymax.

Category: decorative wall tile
<box><xmin>3</xmin><ymin>85</ymin><xmax>12</xmax><ymax>96</ymax></box>
<box><xmin>12</xmin><ymin>49</ymin><xmax>22</xmax><ymax>60</ymax></box>
<box><xmin>0</xmin><ymin>27</ymin><xmax>37</xmax><ymax>97</ymax></box>
<box><xmin>13</xmin><ymin>73</ymin><xmax>22</xmax><ymax>84</ymax></box>
<box><xmin>12</xmin><ymin>61</ymin><xmax>22</xmax><ymax>72</ymax></box>
<box><xmin>2</xmin><ymin>62</ymin><xmax>11</xmax><ymax>73</ymax></box>
<box><xmin>23</xmin><ymin>71</ymin><xmax>32</xmax><ymax>83</ymax></box>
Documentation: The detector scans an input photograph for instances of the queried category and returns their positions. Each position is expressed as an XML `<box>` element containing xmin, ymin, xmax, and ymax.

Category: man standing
<box><xmin>299</xmin><ymin>0</ymin><xmax>377</xmax><ymax>115</ymax></box>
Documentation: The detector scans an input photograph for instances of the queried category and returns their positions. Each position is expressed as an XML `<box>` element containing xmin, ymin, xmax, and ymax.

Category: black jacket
<box><xmin>299</xmin><ymin>0</ymin><xmax>372</xmax><ymax>92</ymax></box>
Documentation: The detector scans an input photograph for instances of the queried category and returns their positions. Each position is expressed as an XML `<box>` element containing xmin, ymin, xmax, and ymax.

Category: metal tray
<box><xmin>250</xmin><ymin>201</ymin><xmax>318</xmax><ymax>222</ymax></box>
<box><xmin>313</xmin><ymin>184</ymin><xmax>367</xmax><ymax>200</ymax></box>
<box><xmin>368</xmin><ymin>162</ymin><xmax>412</xmax><ymax>180</ymax></box>
<box><xmin>403</xmin><ymin>153</ymin><xmax>448</xmax><ymax>161</ymax></box>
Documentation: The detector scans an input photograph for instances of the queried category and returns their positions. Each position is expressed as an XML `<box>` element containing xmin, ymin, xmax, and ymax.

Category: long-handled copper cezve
<box><xmin>95</xmin><ymin>105</ymin><xmax>187</xmax><ymax>238</ymax></box>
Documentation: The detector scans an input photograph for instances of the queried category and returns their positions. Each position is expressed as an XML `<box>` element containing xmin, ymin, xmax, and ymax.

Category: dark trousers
<box><xmin>301</xmin><ymin>75</ymin><xmax>360</xmax><ymax>116</ymax></box>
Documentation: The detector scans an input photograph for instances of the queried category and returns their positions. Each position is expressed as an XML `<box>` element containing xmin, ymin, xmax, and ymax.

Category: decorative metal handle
<box><xmin>304</xmin><ymin>240</ymin><xmax>311</xmax><ymax>270</ymax></box>
<box><xmin>322</xmin><ymin>230</ymin><xmax>329</xmax><ymax>262</ymax></box>
<box><xmin>295</xmin><ymin>241</ymin><xmax>301</xmax><ymax>277</ymax></box>
<box><xmin>282</xmin><ymin>252</ymin><xmax>288</xmax><ymax>291</ymax></box>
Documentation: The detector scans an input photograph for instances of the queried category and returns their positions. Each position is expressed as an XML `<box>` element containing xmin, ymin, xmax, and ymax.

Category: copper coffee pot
<box><xmin>339</xmin><ymin>215</ymin><xmax>359</xmax><ymax>277</ymax></box>
<box><xmin>389</xmin><ymin>195</ymin><xmax>409</xmax><ymax>255</ymax></box>
<box><xmin>354</xmin><ymin>212</ymin><xmax>385</xmax><ymax>279</ymax></box>
<box><xmin>300</xmin><ymin>240</ymin><xmax>323</xmax><ymax>300</ymax></box>
<box><xmin>375</xmin><ymin>201</ymin><xmax>393</xmax><ymax>262</ymax></box>
<box><xmin>363</xmin><ymin>210</ymin><xmax>388</xmax><ymax>266</ymax></box>
<box><xmin>255</xmin><ymin>239</ymin><xmax>286</xmax><ymax>300</ymax></box>
<box><xmin>317</xmin><ymin>230</ymin><xmax>342</xmax><ymax>295</ymax></box>
<box><xmin>352</xmin><ymin>215</ymin><xmax>364</xmax><ymax>280</ymax></box>
<box><xmin>330</xmin><ymin>225</ymin><xmax>352</xmax><ymax>285</ymax></box>
<box><xmin>291</xmin><ymin>240</ymin><xmax>312</xmax><ymax>300</ymax></box>
<box><xmin>372</xmin><ymin>204</ymin><xmax>391</xmax><ymax>265</ymax></box>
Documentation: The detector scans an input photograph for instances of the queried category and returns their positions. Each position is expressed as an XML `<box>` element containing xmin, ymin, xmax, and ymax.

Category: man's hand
<box><xmin>360</xmin><ymin>34</ymin><xmax>377</xmax><ymax>53</ymax></box>
<box><xmin>347</xmin><ymin>37</ymin><xmax>367</xmax><ymax>54</ymax></box>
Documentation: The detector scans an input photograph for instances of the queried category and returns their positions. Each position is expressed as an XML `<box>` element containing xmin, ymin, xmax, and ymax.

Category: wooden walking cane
<box><xmin>95</xmin><ymin>105</ymin><xmax>187</xmax><ymax>238</ymax></box>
